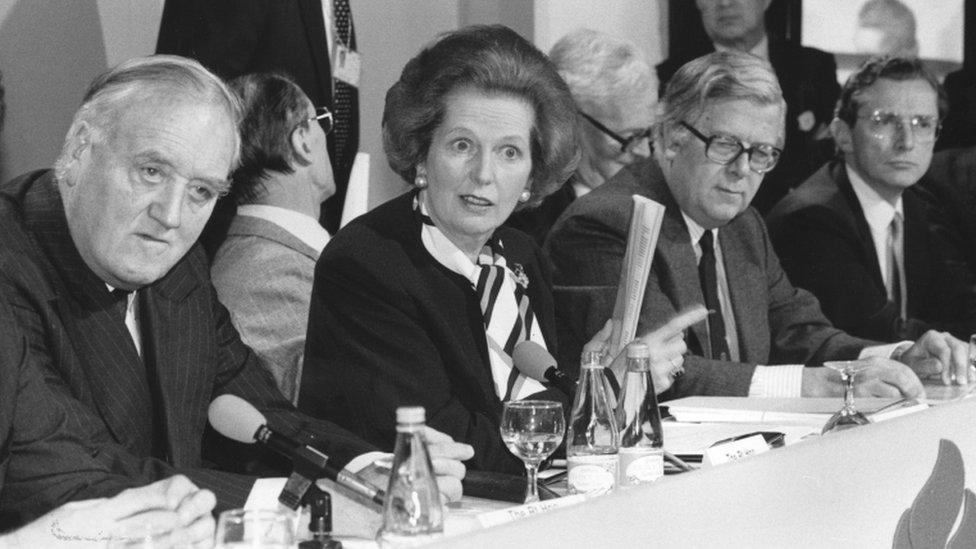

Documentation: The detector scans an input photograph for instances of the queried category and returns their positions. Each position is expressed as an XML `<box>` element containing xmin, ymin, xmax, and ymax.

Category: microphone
<box><xmin>512</xmin><ymin>341</ymin><xmax>578</xmax><ymax>397</ymax></box>
<box><xmin>208</xmin><ymin>394</ymin><xmax>385</xmax><ymax>509</ymax></box>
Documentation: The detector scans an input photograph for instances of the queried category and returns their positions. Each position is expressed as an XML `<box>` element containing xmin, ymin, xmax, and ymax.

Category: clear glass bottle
<box><xmin>566</xmin><ymin>350</ymin><xmax>619</xmax><ymax>497</ymax></box>
<box><xmin>377</xmin><ymin>407</ymin><xmax>443</xmax><ymax>547</ymax></box>
<box><xmin>615</xmin><ymin>342</ymin><xmax>665</xmax><ymax>487</ymax></box>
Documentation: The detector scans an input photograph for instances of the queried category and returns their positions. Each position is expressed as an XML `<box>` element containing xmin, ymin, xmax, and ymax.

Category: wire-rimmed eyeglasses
<box><xmin>298</xmin><ymin>106</ymin><xmax>334</xmax><ymax>134</ymax></box>
<box><xmin>578</xmin><ymin>111</ymin><xmax>652</xmax><ymax>155</ymax></box>
<box><xmin>857</xmin><ymin>110</ymin><xmax>941</xmax><ymax>143</ymax></box>
<box><xmin>679</xmin><ymin>121</ymin><xmax>782</xmax><ymax>174</ymax></box>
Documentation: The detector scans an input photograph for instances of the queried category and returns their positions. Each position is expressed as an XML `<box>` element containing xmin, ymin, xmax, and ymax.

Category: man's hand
<box><xmin>898</xmin><ymin>330</ymin><xmax>972</xmax><ymax>385</ymax></box>
<box><xmin>424</xmin><ymin>427</ymin><xmax>474</xmax><ymax>503</ymax></box>
<box><xmin>4</xmin><ymin>475</ymin><xmax>216</xmax><ymax>549</ymax></box>
<box><xmin>801</xmin><ymin>357</ymin><xmax>925</xmax><ymax>399</ymax></box>
<box><xmin>586</xmin><ymin>306</ymin><xmax>707</xmax><ymax>392</ymax></box>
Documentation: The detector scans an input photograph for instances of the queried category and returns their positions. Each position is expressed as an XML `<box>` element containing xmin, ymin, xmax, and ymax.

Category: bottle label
<box><xmin>567</xmin><ymin>454</ymin><xmax>617</xmax><ymax>496</ymax></box>
<box><xmin>618</xmin><ymin>448</ymin><xmax>664</xmax><ymax>487</ymax></box>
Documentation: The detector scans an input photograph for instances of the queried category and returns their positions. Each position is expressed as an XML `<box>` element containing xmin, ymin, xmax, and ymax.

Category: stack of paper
<box><xmin>665</xmin><ymin>396</ymin><xmax>927</xmax><ymax>425</ymax></box>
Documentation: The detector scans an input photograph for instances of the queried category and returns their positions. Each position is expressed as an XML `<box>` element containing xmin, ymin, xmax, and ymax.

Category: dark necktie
<box><xmin>888</xmin><ymin>212</ymin><xmax>907</xmax><ymax>320</ymax></box>
<box><xmin>698</xmin><ymin>231</ymin><xmax>730</xmax><ymax>361</ymax></box>
<box><xmin>112</xmin><ymin>289</ymin><xmax>131</xmax><ymax>324</ymax></box>
<box><xmin>331</xmin><ymin>0</ymin><xmax>354</xmax><ymax>173</ymax></box>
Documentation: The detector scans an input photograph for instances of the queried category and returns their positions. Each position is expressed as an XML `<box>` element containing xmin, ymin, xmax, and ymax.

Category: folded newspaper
<box><xmin>608</xmin><ymin>195</ymin><xmax>666</xmax><ymax>359</ymax></box>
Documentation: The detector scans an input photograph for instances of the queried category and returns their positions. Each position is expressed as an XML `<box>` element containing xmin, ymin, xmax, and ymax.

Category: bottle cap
<box><xmin>626</xmin><ymin>342</ymin><xmax>650</xmax><ymax>359</ymax></box>
<box><xmin>396</xmin><ymin>406</ymin><xmax>425</xmax><ymax>424</ymax></box>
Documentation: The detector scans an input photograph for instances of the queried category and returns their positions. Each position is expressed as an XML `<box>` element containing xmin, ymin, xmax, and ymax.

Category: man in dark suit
<box><xmin>547</xmin><ymin>51</ymin><xmax>969</xmax><ymax>401</ymax></box>
<box><xmin>0</xmin><ymin>56</ymin><xmax>469</xmax><ymax>512</ymax></box>
<box><xmin>156</xmin><ymin>0</ymin><xmax>359</xmax><ymax>235</ymax></box>
<box><xmin>657</xmin><ymin>0</ymin><xmax>839</xmax><ymax>214</ymax></box>
<box><xmin>0</xmin><ymin>297</ymin><xmax>218</xmax><ymax>541</ymax></box>
<box><xmin>767</xmin><ymin>57</ymin><xmax>976</xmax><ymax>343</ymax></box>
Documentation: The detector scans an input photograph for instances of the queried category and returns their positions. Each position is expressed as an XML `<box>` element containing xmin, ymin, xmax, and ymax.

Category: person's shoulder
<box><xmin>769</xmin><ymin>163</ymin><xmax>841</xmax><ymax>216</ymax></box>
<box><xmin>323</xmin><ymin>191</ymin><xmax>416</xmax><ymax>262</ymax></box>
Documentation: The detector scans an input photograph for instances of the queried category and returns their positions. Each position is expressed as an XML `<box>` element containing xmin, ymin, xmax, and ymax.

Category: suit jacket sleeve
<box><xmin>212</xmin><ymin>237</ymin><xmax>313</xmax><ymax>404</ymax></box>
<box><xmin>0</xmin><ymin>329</ymin><xmax>140</xmax><ymax>527</ymax></box>
<box><xmin>301</xmin><ymin>231</ymin><xmax>522</xmax><ymax>474</ymax></box>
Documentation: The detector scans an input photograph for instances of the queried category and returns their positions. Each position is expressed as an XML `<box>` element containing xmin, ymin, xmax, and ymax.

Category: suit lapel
<box><xmin>902</xmin><ymin>191</ymin><xmax>930</xmax><ymax>315</ymax></box>
<box><xmin>140</xmin><ymin>252</ymin><xmax>212</xmax><ymax>467</ymax></box>
<box><xmin>718</xmin><ymin>221</ymin><xmax>767</xmax><ymax>362</ymax></box>
<box><xmin>834</xmin><ymin>164</ymin><xmax>888</xmax><ymax>289</ymax></box>
<box><xmin>641</xmin><ymin>167</ymin><xmax>711</xmax><ymax>356</ymax></box>
<box><xmin>23</xmin><ymin>175</ymin><xmax>155</xmax><ymax>455</ymax></box>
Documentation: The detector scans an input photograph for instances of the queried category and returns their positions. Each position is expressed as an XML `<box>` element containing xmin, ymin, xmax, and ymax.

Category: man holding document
<box><xmin>547</xmin><ymin>51</ymin><xmax>971</xmax><ymax>400</ymax></box>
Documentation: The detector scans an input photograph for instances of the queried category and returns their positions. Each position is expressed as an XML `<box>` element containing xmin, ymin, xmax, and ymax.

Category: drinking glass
<box><xmin>821</xmin><ymin>360</ymin><xmax>873</xmax><ymax>434</ymax></box>
<box><xmin>214</xmin><ymin>508</ymin><xmax>296</xmax><ymax>549</ymax></box>
<box><xmin>500</xmin><ymin>400</ymin><xmax>566</xmax><ymax>503</ymax></box>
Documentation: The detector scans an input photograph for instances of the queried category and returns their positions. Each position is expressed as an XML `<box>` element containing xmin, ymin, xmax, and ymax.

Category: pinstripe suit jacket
<box><xmin>0</xmin><ymin>300</ymin><xmax>139</xmax><ymax>528</ymax></box>
<box><xmin>546</xmin><ymin>158</ymin><xmax>873</xmax><ymax>399</ymax></box>
<box><xmin>212</xmin><ymin>215</ymin><xmax>321</xmax><ymax>404</ymax></box>
<box><xmin>0</xmin><ymin>170</ymin><xmax>375</xmax><ymax>511</ymax></box>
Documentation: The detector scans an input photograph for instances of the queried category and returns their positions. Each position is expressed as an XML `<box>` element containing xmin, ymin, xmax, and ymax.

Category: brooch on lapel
<box><xmin>511</xmin><ymin>263</ymin><xmax>529</xmax><ymax>289</ymax></box>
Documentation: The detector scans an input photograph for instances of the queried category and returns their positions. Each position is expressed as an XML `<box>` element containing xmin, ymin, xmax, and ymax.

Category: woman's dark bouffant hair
<box><xmin>382</xmin><ymin>25</ymin><xmax>580</xmax><ymax>208</ymax></box>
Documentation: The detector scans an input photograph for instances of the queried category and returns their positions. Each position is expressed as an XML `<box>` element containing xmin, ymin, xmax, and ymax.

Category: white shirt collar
<box><xmin>714</xmin><ymin>33</ymin><xmax>769</xmax><ymax>61</ymax></box>
<box><xmin>571</xmin><ymin>179</ymin><xmax>591</xmax><ymax>198</ymax></box>
<box><xmin>236</xmin><ymin>204</ymin><xmax>331</xmax><ymax>254</ymax></box>
<box><xmin>845</xmin><ymin>164</ymin><xmax>904</xmax><ymax>230</ymax></box>
<box><xmin>680</xmin><ymin>211</ymin><xmax>716</xmax><ymax>251</ymax></box>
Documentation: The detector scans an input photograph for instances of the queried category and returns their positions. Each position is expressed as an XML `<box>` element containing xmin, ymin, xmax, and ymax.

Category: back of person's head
<box><xmin>54</xmin><ymin>55</ymin><xmax>243</xmax><ymax>183</ymax></box>
<box><xmin>834</xmin><ymin>56</ymin><xmax>946</xmax><ymax>127</ymax></box>
<box><xmin>656</xmin><ymin>50</ymin><xmax>784</xmax><ymax>143</ymax></box>
<box><xmin>383</xmin><ymin>24</ymin><xmax>579</xmax><ymax>207</ymax></box>
<box><xmin>228</xmin><ymin>72</ymin><xmax>310</xmax><ymax>205</ymax></box>
<box><xmin>856</xmin><ymin>0</ymin><xmax>918</xmax><ymax>57</ymax></box>
<box><xmin>550</xmin><ymin>28</ymin><xmax>657</xmax><ymax>118</ymax></box>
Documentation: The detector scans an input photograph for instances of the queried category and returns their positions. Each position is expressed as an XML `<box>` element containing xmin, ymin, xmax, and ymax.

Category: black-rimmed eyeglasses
<box><xmin>298</xmin><ymin>106</ymin><xmax>334</xmax><ymax>134</ymax></box>
<box><xmin>679</xmin><ymin>121</ymin><xmax>782</xmax><ymax>174</ymax></box>
<box><xmin>578</xmin><ymin>111</ymin><xmax>652</xmax><ymax>155</ymax></box>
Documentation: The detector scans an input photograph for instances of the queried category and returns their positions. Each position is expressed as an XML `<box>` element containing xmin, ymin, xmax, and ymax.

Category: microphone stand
<box><xmin>298</xmin><ymin>484</ymin><xmax>343</xmax><ymax>549</ymax></box>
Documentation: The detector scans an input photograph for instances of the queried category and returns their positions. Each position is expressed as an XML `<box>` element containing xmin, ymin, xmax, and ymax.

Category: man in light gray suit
<box><xmin>212</xmin><ymin>73</ymin><xmax>336</xmax><ymax>403</ymax></box>
<box><xmin>547</xmin><ymin>51</ymin><xmax>971</xmax><ymax>401</ymax></box>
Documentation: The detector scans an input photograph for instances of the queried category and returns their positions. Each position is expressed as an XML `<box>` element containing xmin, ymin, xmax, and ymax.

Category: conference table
<box><xmin>323</xmin><ymin>390</ymin><xmax>976</xmax><ymax>548</ymax></box>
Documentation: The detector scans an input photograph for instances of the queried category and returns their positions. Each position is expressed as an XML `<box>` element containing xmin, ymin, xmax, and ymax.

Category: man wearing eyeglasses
<box><xmin>211</xmin><ymin>73</ymin><xmax>337</xmax><ymax>403</ymax></box>
<box><xmin>767</xmin><ymin>57</ymin><xmax>976</xmax><ymax>344</ymax></box>
<box><xmin>547</xmin><ymin>51</ymin><xmax>971</xmax><ymax>401</ymax></box>
<box><xmin>507</xmin><ymin>29</ymin><xmax>657</xmax><ymax>247</ymax></box>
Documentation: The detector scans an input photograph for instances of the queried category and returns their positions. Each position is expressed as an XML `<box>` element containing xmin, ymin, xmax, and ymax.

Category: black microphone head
<box><xmin>208</xmin><ymin>394</ymin><xmax>267</xmax><ymax>443</ymax></box>
<box><xmin>512</xmin><ymin>340</ymin><xmax>557</xmax><ymax>381</ymax></box>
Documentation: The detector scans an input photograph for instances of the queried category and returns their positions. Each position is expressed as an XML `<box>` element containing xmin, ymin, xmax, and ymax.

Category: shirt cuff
<box><xmin>345</xmin><ymin>451</ymin><xmax>392</xmax><ymax>474</ymax></box>
<box><xmin>748</xmin><ymin>365</ymin><xmax>804</xmax><ymax>397</ymax></box>
<box><xmin>244</xmin><ymin>452</ymin><xmax>392</xmax><ymax>509</ymax></box>
<box><xmin>859</xmin><ymin>341</ymin><xmax>913</xmax><ymax>360</ymax></box>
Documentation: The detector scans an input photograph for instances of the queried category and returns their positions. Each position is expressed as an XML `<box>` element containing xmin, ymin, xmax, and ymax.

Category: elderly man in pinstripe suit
<box><xmin>0</xmin><ymin>55</ymin><xmax>471</xmax><ymax>513</ymax></box>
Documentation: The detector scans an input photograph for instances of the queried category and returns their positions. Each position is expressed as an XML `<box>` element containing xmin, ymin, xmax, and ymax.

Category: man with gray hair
<box><xmin>507</xmin><ymin>28</ymin><xmax>656</xmax><ymax>246</ymax></box>
<box><xmin>0</xmin><ymin>55</ymin><xmax>471</xmax><ymax>511</ymax></box>
<box><xmin>547</xmin><ymin>51</ymin><xmax>970</xmax><ymax>400</ymax></box>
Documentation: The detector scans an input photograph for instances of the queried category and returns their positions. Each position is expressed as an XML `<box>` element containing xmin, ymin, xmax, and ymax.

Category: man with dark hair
<box><xmin>548</xmin><ymin>51</ymin><xmax>970</xmax><ymax>401</ymax></box>
<box><xmin>657</xmin><ymin>0</ymin><xmax>840</xmax><ymax>214</ymax></box>
<box><xmin>767</xmin><ymin>57</ymin><xmax>976</xmax><ymax>342</ymax></box>
<box><xmin>212</xmin><ymin>73</ymin><xmax>336</xmax><ymax>403</ymax></box>
<box><xmin>0</xmin><ymin>55</ymin><xmax>470</xmax><ymax>513</ymax></box>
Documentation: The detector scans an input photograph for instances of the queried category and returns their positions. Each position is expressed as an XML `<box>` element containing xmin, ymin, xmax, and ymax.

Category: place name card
<box><xmin>476</xmin><ymin>495</ymin><xmax>586</xmax><ymax>528</ymax></box>
<box><xmin>704</xmin><ymin>434</ymin><xmax>770</xmax><ymax>466</ymax></box>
